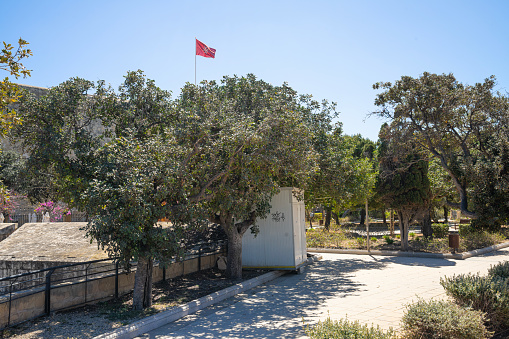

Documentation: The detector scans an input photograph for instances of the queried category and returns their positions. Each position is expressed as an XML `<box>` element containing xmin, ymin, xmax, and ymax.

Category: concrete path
<box><xmin>136</xmin><ymin>248</ymin><xmax>509</xmax><ymax>338</ymax></box>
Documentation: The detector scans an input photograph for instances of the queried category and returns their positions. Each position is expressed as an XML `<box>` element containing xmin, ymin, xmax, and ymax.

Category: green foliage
<box><xmin>459</xmin><ymin>223</ymin><xmax>475</xmax><ymax>237</ymax></box>
<box><xmin>441</xmin><ymin>273</ymin><xmax>509</xmax><ymax>330</ymax></box>
<box><xmin>408</xmin><ymin>232</ymin><xmax>416</xmax><ymax>239</ymax></box>
<box><xmin>306</xmin><ymin>130</ymin><xmax>377</xmax><ymax>231</ymax></box>
<box><xmin>376</xmin><ymin>134</ymin><xmax>431</xmax><ymax>250</ymax></box>
<box><xmin>383</xmin><ymin>235</ymin><xmax>394</xmax><ymax>244</ymax></box>
<box><xmin>356</xmin><ymin>237</ymin><xmax>365</xmax><ymax>247</ymax></box>
<box><xmin>1</xmin><ymin>39</ymin><xmax>32</xmax><ymax>78</ymax></box>
<box><xmin>304</xmin><ymin>317</ymin><xmax>395</xmax><ymax>339</ymax></box>
<box><xmin>488</xmin><ymin>261</ymin><xmax>509</xmax><ymax>280</ymax></box>
<box><xmin>84</xmin><ymin>134</ymin><xmax>193</xmax><ymax>267</ymax></box>
<box><xmin>1</xmin><ymin>38</ymin><xmax>32</xmax><ymax>136</ymax></box>
<box><xmin>370</xmin><ymin>236</ymin><xmax>377</xmax><ymax>242</ymax></box>
<box><xmin>373</xmin><ymin>72</ymin><xmax>509</xmax><ymax>221</ymax></box>
<box><xmin>401</xmin><ymin>298</ymin><xmax>492</xmax><ymax>339</ymax></box>
<box><xmin>461</xmin><ymin>230</ymin><xmax>507</xmax><ymax>251</ymax></box>
<box><xmin>431</xmin><ymin>223</ymin><xmax>449</xmax><ymax>238</ymax></box>
<box><xmin>178</xmin><ymin>74</ymin><xmax>322</xmax><ymax>278</ymax></box>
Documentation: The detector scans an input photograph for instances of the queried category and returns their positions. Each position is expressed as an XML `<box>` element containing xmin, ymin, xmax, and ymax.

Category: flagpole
<box><xmin>194</xmin><ymin>38</ymin><xmax>197</xmax><ymax>85</ymax></box>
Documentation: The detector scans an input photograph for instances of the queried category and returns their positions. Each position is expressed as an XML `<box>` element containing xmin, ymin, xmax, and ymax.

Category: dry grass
<box><xmin>306</xmin><ymin>224</ymin><xmax>509</xmax><ymax>253</ymax></box>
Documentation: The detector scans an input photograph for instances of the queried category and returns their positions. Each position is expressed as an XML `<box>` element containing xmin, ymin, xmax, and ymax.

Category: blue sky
<box><xmin>3</xmin><ymin>0</ymin><xmax>509</xmax><ymax>141</ymax></box>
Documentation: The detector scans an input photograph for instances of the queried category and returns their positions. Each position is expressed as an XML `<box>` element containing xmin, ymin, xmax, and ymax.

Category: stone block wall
<box><xmin>0</xmin><ymin>252</ymin><xmax>224</xmax><ymax>329</ymax></box>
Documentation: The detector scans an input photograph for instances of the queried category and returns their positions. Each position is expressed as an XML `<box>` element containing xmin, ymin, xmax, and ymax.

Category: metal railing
<box><xmin>0</xmin><ymin>239</ymin><xmax>226</xmax><ymax>329</ymax></box>
<box><xmin>8</xmin><ymin>211</ymin><xmax>88</xmax><ymax>228</ymax></box>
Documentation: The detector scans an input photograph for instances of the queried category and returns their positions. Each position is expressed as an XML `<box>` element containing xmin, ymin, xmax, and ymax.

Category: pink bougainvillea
<box><xmin>0</xmin><ymin>190</ymin><xmax>20</xmax><ymax>219</ymax></box>
<box><xmin>35</xmin><ymin>201</ymin><xmax>71</xmax><ymax>222</ymax></box>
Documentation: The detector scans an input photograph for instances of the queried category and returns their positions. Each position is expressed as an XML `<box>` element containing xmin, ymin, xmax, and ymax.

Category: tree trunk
<box><xmin>226</xmin><ymin>229</ymin><xmax>243</xmax><ymax>280</ymax></box>
<box><xmin>331</xmin><ymin>212</ymin><xmax>340</xmax><ymax>226</ymax></box>
<box><xmin>398</xmin><ymin>211</ymin><xmax>409</xmax><ymax>251</ymax></box>
<box><xmin>443</xmin><ymin>206</ymin><xmax>449</xmax><ymax>223</ymax></box>
<box><xmin>133</xmin><ymin>255</ymin><xmax>153</xmax><ymax>310</ymax></box>
<box><xmin>390</xmin><ymin>209</ymin><xmax>394</xmax><ymax>237</ymax></box>
<box><xmin>382</xmin><ymin>207</ymin><xmax>387</xmax><ymax>227</ymax></box>
<box><xmin>360</xmin><ymin>208</ymin><xmax>365</xmax><ymax>225</ymax></box>
<box><xmin>422</xmin><ymin>209</ymin><xmax>432</xmax><ymax>239</ymax></box>
<box><xmin>324</xmin><ymin>205</ymin><xmax>332</xmax><ymax>231</ymax></box>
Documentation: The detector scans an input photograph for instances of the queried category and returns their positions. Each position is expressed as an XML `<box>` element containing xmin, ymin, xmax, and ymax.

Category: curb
<box><xmin>93</xmin><ymin>255</ymin><xmax>321</xmax><ymax>339</ymax></box>
<box><xmin>308</xmin><ymin>241</ymin><xmax>509</xmax><ymax>260</ymax></box>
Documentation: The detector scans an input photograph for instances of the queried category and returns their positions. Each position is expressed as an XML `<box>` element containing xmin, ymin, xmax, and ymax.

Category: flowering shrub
<box><xmin>35</xmin><ymin>201</ymin><xmax>71</xmax><ymax>222</ymax></box>
<box><xmin>0</xmin><ymin>188</ymin><xmax>19</xmax><ymax>219</ymax></box>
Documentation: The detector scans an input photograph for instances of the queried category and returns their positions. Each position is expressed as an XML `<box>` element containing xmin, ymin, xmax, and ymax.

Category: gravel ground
<box><xmin>1</xmin><ymin>268</ymin><xmax>267</xmax><ymax>339</ymax></box>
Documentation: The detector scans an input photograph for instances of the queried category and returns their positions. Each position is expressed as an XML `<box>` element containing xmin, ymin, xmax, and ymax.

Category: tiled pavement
<box><xmin>136</xmin><ymin>247</ymin><xmax>509</xmax><ymax>338</ymax></box>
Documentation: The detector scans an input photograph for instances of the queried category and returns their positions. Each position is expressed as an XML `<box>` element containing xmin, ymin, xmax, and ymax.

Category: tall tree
<box><xmin>176</xmin><ymin>75</ymin><xmax>320</xmax><ymax>279</ymax></box>
<box><xmin>12</xmin><ymin>72</ymin><xmax>213</xmax><ymax>309</ymax></box>
<box><xmin>307</xmin><ymin>130</ymin><xmax>376</xmax><ymax>230</ymax></box>
<box><xmin>377</xmin><ymin>130</ymin><xmax>431</xmax><ymax>250</ymax></box>
<box><xmin>372</xmin><ymin>73</ymin><xmax>509</xmax><ymax>220</ymax></box>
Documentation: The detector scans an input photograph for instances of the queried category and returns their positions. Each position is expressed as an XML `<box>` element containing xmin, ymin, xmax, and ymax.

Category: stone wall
<box><xmin>0</xmin><ymin>252</ymin><xmax>224</xmax><ymax>329</ymax></box>
<box><xmin>0</xmin><ymin>224</ymin><xmax>16</xmax><ymax>241</ymax></box>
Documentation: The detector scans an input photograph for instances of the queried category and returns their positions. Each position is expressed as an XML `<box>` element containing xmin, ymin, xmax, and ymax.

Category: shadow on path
<box><xmin>139</xmin><ymin>258</ymin><xmax>387</xmax><ymax>338</ymax></box>
<box><xmin>375</xmin><ymin>255</ymin><xmax>457</xmax><ymax>268</ymax></box>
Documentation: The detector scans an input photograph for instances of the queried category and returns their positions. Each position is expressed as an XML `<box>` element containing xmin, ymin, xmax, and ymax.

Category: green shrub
<box><xmin>304</xmin><ymin>317</ymin><xmax>395</xmax><ymax>339</ymax></box>
<box><xmin>441</xmin><ymin>273</ymin><xmax>509</xmax><ymax>330</ymax></box>
<box><xmin>488</xmin><ymin>261</ymin><xmax>509</xmax><ymax>280</ymax></box>
<box><xmin>409</xmin><ymin>232</ymin><xmax>416</xmax><ymax>239</ymax></box>
<box><xmin>370</xmin><ymin>237</ymin><xmax>377</xmax><ymax>242</ymax></box>
<box><xmin>356</xmin><ymin>237</ymin><xmax>365</xmax><ymax>247</ymax></box>
<box><xmin>459</xmin><ymin>223</ymin><xmax>476</xmax><ymax>237</ymax></box>
<box><xmin>461</xmin><ymin>230</ymin><xmax>506</xmax><ymax>251</ymax></box>
<box><xmin>383</xmin><ymin>235</ymin><xmax>394</xmax><ymax>244</ymax></box>
<box><xmin>432</xmin><ymin>223</ymin><xmax>449</xmax><ymax>238</ymax></box>
<box><xmin>401</xmin><ymin>298</ymin><xmax>492</xmax><ymax>339</ymax></box>
<box><xmin>395</xmin><ymin>234</ymin><xmax>400</xmax><ymax>239</ymax></box>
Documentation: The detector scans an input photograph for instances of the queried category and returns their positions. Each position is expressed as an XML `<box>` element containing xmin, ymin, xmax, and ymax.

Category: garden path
<box><xmin>136</xmin><ymin>247</ymin><xmax>509</xmax><ymax>338</ymax></box>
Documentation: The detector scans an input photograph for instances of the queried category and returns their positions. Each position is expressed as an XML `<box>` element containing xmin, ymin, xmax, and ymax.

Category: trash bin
<box><xmin>449</xmin><ymin>230</ymin><xmax>460</xmax><ymax>253</ymax></box>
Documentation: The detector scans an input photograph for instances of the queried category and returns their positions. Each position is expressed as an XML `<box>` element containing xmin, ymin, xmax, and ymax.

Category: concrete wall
<box><xmin>0</xmin><ymin>252</ymin><xmax>224</xmax><ymax>329</ymax></box>
<box><xmin>0</xmin><ymin>224</ymin><xmax>16</xmax><ymax>241</ymax></box>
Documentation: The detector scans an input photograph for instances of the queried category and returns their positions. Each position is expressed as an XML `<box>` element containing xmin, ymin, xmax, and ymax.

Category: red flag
<box><xmin>196</xmin><ymin>39</ymin><xmax>216</xmax><ymax>58</ymax></box>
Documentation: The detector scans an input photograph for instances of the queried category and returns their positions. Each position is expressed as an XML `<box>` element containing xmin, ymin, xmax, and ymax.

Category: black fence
<box><xmin>0</xmin><ymin>239</ymin><xmax>227</xmax><ymax>329</ymax></box>
<box><xmin>8</xmin><ymin>210</ymin><xmax>88</xmax><ymax>228</ymax></box>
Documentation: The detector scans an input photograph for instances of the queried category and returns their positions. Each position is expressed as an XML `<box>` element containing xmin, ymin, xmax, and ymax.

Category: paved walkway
<box><xmin>136</xmin><ymin>248</ymin><xmax>509</xmax><ymax>338</ymax></box>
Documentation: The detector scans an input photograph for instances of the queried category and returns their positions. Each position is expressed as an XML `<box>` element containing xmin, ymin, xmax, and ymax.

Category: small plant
<box><xmin>383</xmin><ymin>235</ymin><xmax>394</xmax><ymax>244</ymax></box>
<box><xmin>395</xmin><ymin>234</ymin><xmax>400</xmax><ymax>239</ymax></box>
<box><xmin>488</xmin><ymin>261</ymin><xmax>509</xmax><ymax>280</ymax></box>
<box><xmin>431</xmin><ymin>223</ymin><xmax>449</xmax><ymax>238</ymax></box>
<box><xmin>409</xmin><ymin>232</ymin><xmax>416</xmax><ymax>239</ymax></box>
<box><xmin>401</xmin><ymin>298</ymin><xmax>492</xmax><ymax>338</ymax></box>
<box><xmin>441</xmin><ymin>273</ymin><xmax>509</xmax><ymax>330</ymax></box>
<box><xmin>356</xmin><ymin>237</ymin><xmax>365</xmax><ymax>247</ymax></box>
<box><xmin>304</xmin><ymin>316</ymin><xmax>395</xmax><ymax>339</ymax></box>
<box><xmin>370</xmin><ymin>236</ymin><xmax>377</xmax><ymax>243</ymax></box>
